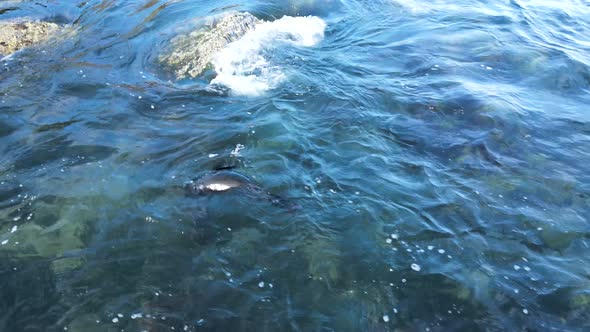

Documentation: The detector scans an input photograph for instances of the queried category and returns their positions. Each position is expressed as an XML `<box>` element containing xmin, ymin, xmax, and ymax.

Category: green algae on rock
<box><xmin>159</xmin><ymin>12</ymin><xmax>260</xmax><ymax>79</ymax></box>
<box><xmin>0</xmin><ymin>20</ymin><xmax>61</xmax><ymax>56</ymax></box>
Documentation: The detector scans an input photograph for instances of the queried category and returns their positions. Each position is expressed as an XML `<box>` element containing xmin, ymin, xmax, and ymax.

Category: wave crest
<box><xmin>211</xmin><ymin>15</ymin><xmax>326</xmax><ymax>96</ymax></box>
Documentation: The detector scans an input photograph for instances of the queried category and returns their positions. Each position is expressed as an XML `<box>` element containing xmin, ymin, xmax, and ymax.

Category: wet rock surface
<box><xmin>159</xmin><ymin>12</ymin><xmax>260</xmax><ymax>79</ymax></box>
<box><xmin>0</xmin><ymin>20</ymin><xmax>61</xmax><ymax>56</ymax></box>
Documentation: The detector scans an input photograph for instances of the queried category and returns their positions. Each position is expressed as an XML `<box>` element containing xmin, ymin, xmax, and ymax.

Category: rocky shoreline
<box><xmin>159</xmin><ymin>12</ymin><xmax>261</xmax><ymax>79</ymax></box>
<box><xmin>0</xmin><ymin>20</ymin><xmax>61</xmax><ymax>56</ymax></box>
<box><xmin>2</xmin><ymin>11</ymin><xmax>263</xmax><ymax>80</ymax></box>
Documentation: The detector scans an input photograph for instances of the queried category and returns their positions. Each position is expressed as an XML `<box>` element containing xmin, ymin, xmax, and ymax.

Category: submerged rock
<box><xmin>0</xmin><ymin>20</ymin><xmax>61</xmax><ymax>56</ymax></box>
<box><xmin>159</xmin><ymin>12</ymin><xmax>261</xmax><ymax>79</ymax></box>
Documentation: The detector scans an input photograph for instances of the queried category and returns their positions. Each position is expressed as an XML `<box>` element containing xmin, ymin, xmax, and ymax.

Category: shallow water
<box><xmin>1</xmin><ymin>0</ymin><xmax>590</xmax><ymax>331</ymax></box>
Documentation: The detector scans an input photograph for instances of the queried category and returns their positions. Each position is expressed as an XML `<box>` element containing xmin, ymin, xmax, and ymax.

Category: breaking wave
<box><xmin>211</xmin><ymin>15</ymin><xmax>326</xmax><ymax>96</ymax></box>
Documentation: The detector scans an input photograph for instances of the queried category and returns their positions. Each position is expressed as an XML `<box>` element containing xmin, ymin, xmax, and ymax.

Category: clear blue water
<box><xmin>1</xmin><ymin>0</ymin><xmax>590</xmax><ymax>331</ymax></box>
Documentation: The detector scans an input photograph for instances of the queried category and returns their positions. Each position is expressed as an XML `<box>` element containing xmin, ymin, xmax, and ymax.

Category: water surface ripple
<box><xmin>1</xmin><ymin>0</ymin><xmax>589</xmax><ymax>331</ymax></box>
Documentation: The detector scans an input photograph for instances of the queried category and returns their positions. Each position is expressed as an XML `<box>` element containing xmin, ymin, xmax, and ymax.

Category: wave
<box><xmin>211</xmin><ymin>15</ymin><xmax>326</xmax><ymax>96</ymax></box>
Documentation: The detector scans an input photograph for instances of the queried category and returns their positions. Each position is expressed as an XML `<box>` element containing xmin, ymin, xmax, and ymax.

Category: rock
<box><xmin>159</xmin><ymin>12</ymin><xmax>261</xmax><ymax>79</ymax></box>
<box><xmin>0</xmin><ymin>20</ymin><xmax>61</xmax><ymax>56</ymax></box>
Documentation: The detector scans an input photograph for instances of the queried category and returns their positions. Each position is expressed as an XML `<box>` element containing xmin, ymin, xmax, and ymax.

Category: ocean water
<box><xmin>1</xmin><ymin>0</ymin><xmax>589</xmax><ymax>331</ymax></box>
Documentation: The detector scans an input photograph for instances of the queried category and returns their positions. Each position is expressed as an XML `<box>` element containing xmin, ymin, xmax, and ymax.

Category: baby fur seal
<box><xmin>184</xmin><ymin>169</ymin><xmax>299</xmax><ymax>245</ymax></box>
<box><xmin>185</xmin><ymin>169</ymin><xmax>299</xmax><ymax>211</ymax></box>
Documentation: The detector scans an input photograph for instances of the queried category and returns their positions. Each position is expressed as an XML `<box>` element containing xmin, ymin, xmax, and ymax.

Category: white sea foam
<box><xmin>211</xmin><ymin>16</ymin><xmax>326</xmax><ymax>96</ymax></box>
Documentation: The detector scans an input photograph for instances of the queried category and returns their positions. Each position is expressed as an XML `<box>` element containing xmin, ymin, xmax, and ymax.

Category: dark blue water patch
<box><xmin>0</xmin><ymin>116</ymin><xmax>19</xmax><ymax>138</ymax></box>
<box><xmin>0</xmin><ymin>256</ymin><xmax>61</xmax><ymax>332</ymax></box>
<box><xmin>8</xmin><ymin>132</ymin><xmax>117</xmax><ymax>170</ymax></box>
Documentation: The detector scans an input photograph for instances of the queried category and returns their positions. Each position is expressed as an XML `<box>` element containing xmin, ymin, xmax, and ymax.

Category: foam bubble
<box><xmin>211</xmin><ymin>16</ymin><xmax>326</xmax><ymax>96</ymax></box>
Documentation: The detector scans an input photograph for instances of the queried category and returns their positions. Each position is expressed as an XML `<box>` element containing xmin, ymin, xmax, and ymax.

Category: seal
<box><xmin>184</xmin><ymin>169</ymin><xmax>299</xmax><ymax>245</ymax></box>
<box><xmin>186</xmin><ymin>169</ymin><xmax>299</xmax><ymax>211</ymax></box>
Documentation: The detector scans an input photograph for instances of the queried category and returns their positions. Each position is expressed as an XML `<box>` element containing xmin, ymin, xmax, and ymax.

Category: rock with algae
<box><xmin>0</xmin><ymin>20</ymin><xmax>61</xmax><ymax>56</ymax></box>
<box><xmin>160</xmin><ymin>12</ymin><xmax>261</xmax><ymax>79</ymax></box>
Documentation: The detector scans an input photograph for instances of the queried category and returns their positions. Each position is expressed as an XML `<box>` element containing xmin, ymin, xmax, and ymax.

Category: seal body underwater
<box><xmin>185</xmin><ymin>169</ymin><xmax>298</xmax><ymax>244</ymax></box>
<box><xmin>186</xmin><ymin>169</ymin><xmax>299</xmax><ymax>211</ymax></box>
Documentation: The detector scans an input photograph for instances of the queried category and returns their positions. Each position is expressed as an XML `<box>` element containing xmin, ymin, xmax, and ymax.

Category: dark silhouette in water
<box><xmin>186</xmin><ymin>170</ymin><xmax>297</xmax><ymax>210</ymax></box>
<box><xmin>185</xmin><ymin>169</ymin><xmax>298</xmax><ymax>244</ymax></box>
